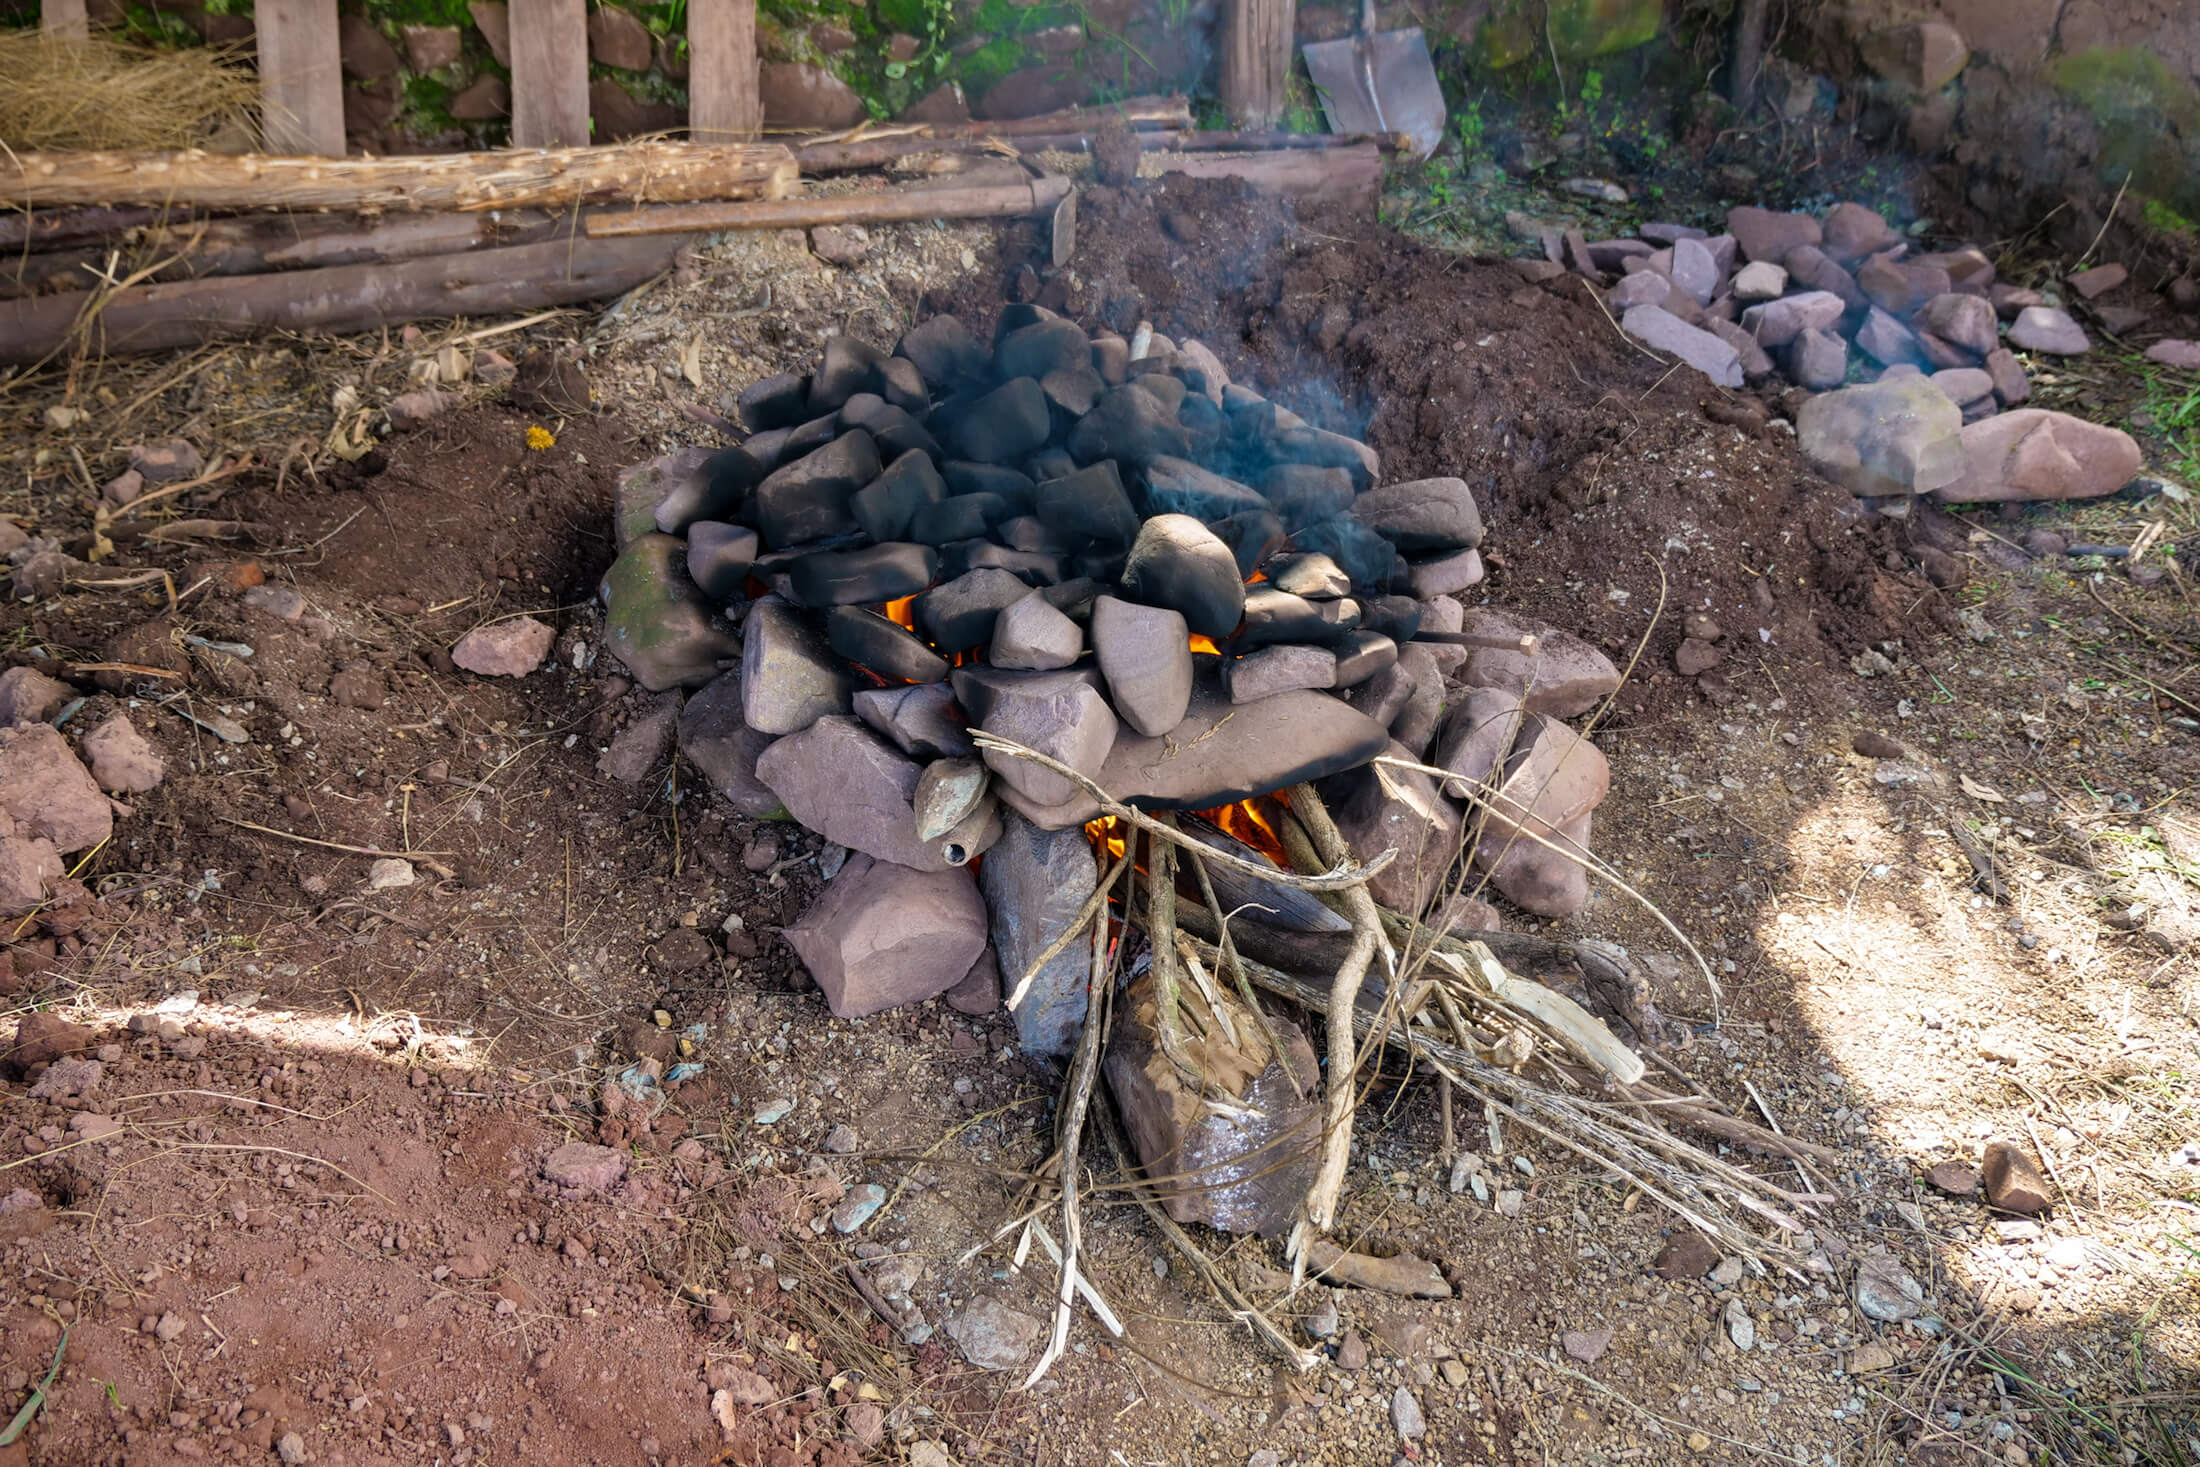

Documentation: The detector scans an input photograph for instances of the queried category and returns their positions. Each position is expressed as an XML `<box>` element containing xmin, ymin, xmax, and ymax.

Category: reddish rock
<box><xmin>1318</xmin><ymin>739</ymin><xmax>1465</xmax><ymax>915</ymax></box>
<box><xmin>449</xmin><ymin>74</ymin><xmax>511</xmax><ymax>121</ymax></box>
<box><xmin>0</xmin><ymin>836</ymin><xmax>63</xmax><ymax>918</ymax></box>
<box><xmin>1934</xmin><ymin>409</ymin><xmax>2141</xmax><ymax>503</ymax></box>
<box><xmin>128</xmin><ymin>438</ymin><xmax>202</xmax><ymax>484</ymax></box>
<box><xmin>757</xmin><ymin>715</ymin><xmax>956</xmax><ymax>871</ymax></box>
<box><xmin>941</xmin><ymin>948</ymin><xmax>1000</xmax><ymax>1016</ymax></box>
<box><xmin>1654</xmin><ymin>1230</ymin><xmax>1720</xmax><ymax>1279</ymax></box>
<box><xmin>1457</xmin><ymin>610</ymin><xmax>1622</xmax><ymax>718</ymax></box>
<box><xmin>0</xmin><ymin>724</ymin><xmax>111</xmax><ymax>853</ymax></box>
<box><xmin>453</xmin><ymin>615</ymin><xmax>555</xmax><ymax>677</ymax></box>
<box><xmin>784</xmin><ymin>855</ymin><xmax>988</xmax><ymax>1018</ymax></box>
<box><xmin>759</xmin><ymin>63</ymin><xmax>868</xmax><ymax>131</ymax></box>
<box><xmin>1674</xmin><ymin>638</ymin><xmax>1723</xmax><ymax>676</ymax></box>
<box><xmin>338</xmin><ymin>13</ymin><xmax>402</xmax><ymax>80</ymax></box>
<box><xmin>809</xmin><ymin>225</ymin><xmax>870</xmax><ymax>268</ymax></box>
<box><xmin>1819</xmin><ymin>201</ymin><xmax>1898</xmax><ymax>263</ymax></box>
<box><xmin>400</xmin><ymin>23</ymin><xmax>462</xmax><ymax>71</ymax></box>
<box><xmin>469</xmin><ymin>0</ymin><xmax>511</xmax><ymax>66</ymax></box>
<box><xmin>1980</xmin><ymin>1141</ymin><xmax>2052</xmax><ymax>1213</ymax></box>
<box><xmin>1926</xmin><ymin>1160</ymin><xmax>1978</xmax><ymax>1196</ymax></box>
<box><xmin>2068</xmin><ymin>262</ymin><xmax>2127</xmax><ymax>300</ymax></box>
<box><xmin>974</xmin><ymin>65</ymin><xmax>1092</xmax><ymax>120</ymax></box>
<box><xmin>79</xmin><ymin>715</ymin><xmax>164</xmax><ymax>793</ymax></box>
<box><xmin>899</xmin><ymin>83</ymin><xmax>970</xmax><ymax>125</ymax></box>
<box><xmin>542</xmin><ymin>1142</ymin><xmax>628</xmax><ymax>1195</ymax></box>
<box><xmin>587</xmin><ymin>4</ymin><xmax>653</xmax><ymax>69</ymax></box>
<box><xmin>1725</xmin><ymin>206</ymin><xmax>1821</xmax><ymax>266</ymax></box>
<box><xmin>7</xmin><ymin>1011</ymin><xmax>93</xmax><ymax>1076</ymax></box>
<box><xmin>0</xmin><ymin>666</ymin><xmax>72</xmax><ymax>728</ymax></box>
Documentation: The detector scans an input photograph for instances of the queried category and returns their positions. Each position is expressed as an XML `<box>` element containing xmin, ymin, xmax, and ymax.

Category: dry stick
<box><xmin>968</xmin><ymin>732</ymin><xmax>1393</xmax><ymax>893</ymax></box>
<box><xmin>1004</xmin><ymin>848</ymin><xmax>1129</xmax><ymax>1013</ymax></box>
<box><xmin>1280</xmin><ymin>780</ymin><xmax>1388</xmax><ymax>1267</ymax></box>
<box><xmin>1022</xmin><ymin>841</ymin><xmax>1115</xmax><ymax>1389</ymax></box>
<box><xmin>1145</xmin><ymin>816</ymin><xmax>1197</xmax><ymax>1081</ymax></box>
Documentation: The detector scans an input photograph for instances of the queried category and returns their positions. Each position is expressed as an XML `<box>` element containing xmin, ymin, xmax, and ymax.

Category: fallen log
<box><xmin>1157</xmin><ymin>142</ymin><xmax>1382</xmax><ymax>208</ymax></box>
<box><xmin>793</xmin><ymin>127</ymin><xmax>1410</xmax><ymax>174</ymax></box>
<box><xmin>3</xmin><ymin>209</ymin><xmax>579</xmax><ymax>299</ymax></box>
<box><xmin>0</xmin><ymin>230</ymin><xmax>694</xmax><ymax>366</ymax></box>
<box><xmin>582</xmin><ymin>173</ymin><xmax>1074</xmax><ymax>239</ymax></box>
<box><xmin>0</xmin><ymin>203</ymin><xmax>182</xmax><ymax>249</ymax></box>
<box><xmin>0</xmin><ymin>140</ymin><xmax>799</xmax><ymax>212</ymax></box>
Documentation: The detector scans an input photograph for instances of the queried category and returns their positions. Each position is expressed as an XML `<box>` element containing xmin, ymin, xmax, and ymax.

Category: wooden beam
<box><xmin>687</xmin><ymin>0</ymin><xmax>760</xmax><ymax>142</ymax></box>
<box><xmin>0</xmin><ymin>141</ymin><xmax>798</xmax><ymax>212</ymax></box>
<box><xmin>509</xmin><ymin>0</ymin><xmax>591</xmax><ymax>148</ymax></box>
<box><xmin>584</xmin><ymin>174</ymin><xmax>1073</xmax><ymax>237</ymax></box>
<box><xmin>255</xmin><ymin>0</ymin><xmax>346</xmax><ymax>156</ymax></box>
<box><xmin>40</xmin><ymin>0</ymin><xmax>90</xmax><ymax>41</ymax></box>
<box><xmin>1219</xmin><ymin>0</ymin><xmax>1295</xmax><ymax>129</ymax></box>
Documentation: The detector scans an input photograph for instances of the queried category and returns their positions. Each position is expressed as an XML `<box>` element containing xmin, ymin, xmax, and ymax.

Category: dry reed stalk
<box><xmin>0</xmin><ymin>32</ymin><xmax>257</xmax><ymax>152</ymax></box>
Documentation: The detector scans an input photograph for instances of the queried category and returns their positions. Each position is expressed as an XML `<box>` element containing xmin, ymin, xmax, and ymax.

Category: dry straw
<box><xmin>0</xmin><ymin>31</ymin><xmax>258</xmax><ymax>153</ymax></box>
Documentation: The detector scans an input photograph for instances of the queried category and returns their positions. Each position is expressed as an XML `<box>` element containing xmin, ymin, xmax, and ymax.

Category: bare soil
<box><xmin>2</xmin><ymin>177</ymin><xmax>2196</xmax><ymax>1467</ymax></box>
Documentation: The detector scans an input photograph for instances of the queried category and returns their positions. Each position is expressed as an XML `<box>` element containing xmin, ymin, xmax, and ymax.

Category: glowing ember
<box><xmin>881</xmin><ymin>595</ymin><xmax>918</xmax><ymax>630</ymax></box>
<box><xmin>1188</xmin><ymin>634</ymin><xmax>1221</xmax><ymax>656</ymax></box>
<box><xmin>1201</xmin><ymin>796</ymin><xmax>1292</xmax><ymax>868</ymax></box>
<box><xmin>1084</xmin><ymin>816</ymin><xmax>1129</xmax><ymax>863</ymax></box>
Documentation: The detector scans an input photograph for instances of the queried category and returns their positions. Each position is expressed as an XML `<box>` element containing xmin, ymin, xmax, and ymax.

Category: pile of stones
<box><xmin>601</xmin><ymin>310</ymin><xmax>1624</xmax><ymax>1055</ymax></box>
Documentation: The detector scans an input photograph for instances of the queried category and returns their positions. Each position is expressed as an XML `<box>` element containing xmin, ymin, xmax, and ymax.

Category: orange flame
<box><xmin>881</xmin><ymin>595</ymin><xmax>918</xmax><ymax>630</ymax></box>
<box><xmin>1084</xmin><ymin>816</ymin><xmax>1129</xmax><ymax>863</ymax></box>
<box><xmin>1200</xmin><ymin>796</ymin><xmax>1292</xmax><ymax>868</ymax></box>
<box><xmin>1188</xmin><ymin>634</ymin><xmax>1220</xmax><ymax>656</ymax></box>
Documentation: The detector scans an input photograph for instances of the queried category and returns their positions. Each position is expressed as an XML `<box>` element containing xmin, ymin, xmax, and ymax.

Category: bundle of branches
<box><xmin>966</xmin><ymin>732</ymin><xmax>1837</xmax><ymax>1381</ymax></box>
<box><xmin>0</xmin><ymin>31</ymin><xmax>257</xmax><ymax>153</ymax></box>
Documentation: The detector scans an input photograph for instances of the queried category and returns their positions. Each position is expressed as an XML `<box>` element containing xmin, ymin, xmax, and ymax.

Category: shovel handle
<box><xmin>1359</xmin><ymin>0</ymin><xmax>1378</xmax><ymax>36</ymax></box>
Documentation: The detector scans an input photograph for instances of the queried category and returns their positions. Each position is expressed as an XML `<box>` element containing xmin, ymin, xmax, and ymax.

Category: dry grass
<box><xmin>0</xmin><ymin>31</ymin><xmax>257</xmax><ymax>152</ymax></box>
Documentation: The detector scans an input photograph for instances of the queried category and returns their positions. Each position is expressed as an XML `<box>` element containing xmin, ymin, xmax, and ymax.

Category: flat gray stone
<box><xmin>1349</xmin><ymin>477</ymin><xmax>1483</xmax><ymax>553</ymax></box>
<box><xmin>1223</xmin><ymin>644</ymin><xmax>1335</xmax><ymax>703</ymax></box>
<box><xmin>740</xmin><ymin>599</ymin><xmax>853</xmax><ymax>734</ymax></box>
<box><xmin>1620</xmin><ymin>306</ymin><xmax>1742</xmax><ymax>388</ymax></box>
<box><xmin>1796</xmin><ymin>377</ymin><xmax>1966</xmax><ymax>497</ymax></box>
<box><xmin>1670</xmin><ymin>235</ymin><xmax>1721</xmax><ymax>304</ymax></box>
<box><xmin>989</xmin><ymin>589</ymin><xmax>1083</xmax><ymax>671</ymax></box>
<box><xmin>1854</xmin><ymin>305</ymin><xmax>1923</xmax><ymax>366</ymax></box>
<box><xmin>1091</xmin><ymin>595</ymin><xmax>1192</xmax><ymax>737</ymax></box>
<box><xmin>945</xmin><ymin>1297</ymin><xmax>1045</xmax><ymax>1371</ymax></box>
<box><xmin>1405</xmin><ymin>546</ymin><xmax>1484</xmax><ymax>598</ymax></box>
<box><xmin>1787</xmin><ymin>326</ymin><xmax>1848</xmax><ymax>391</ymax></box>
<box><xmin>981</xmin><ymin>811</ymin><xmax>1096</xmax><ymax>1058</ymax></box>
<box><xmin>1739</xmin><ymin>289</ymin><xmax>1845</xmax><ymax>348</ymax></box>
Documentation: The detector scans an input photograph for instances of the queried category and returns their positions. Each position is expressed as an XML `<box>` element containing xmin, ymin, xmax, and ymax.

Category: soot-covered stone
<box><xmin>947</xmin><ymin>378</ymin><xmax>1052</xmax><ymax>464</ymax></box>
<box><xmin>828</xmin><ymin>606</ymin><xmax>950</xmax><ymax>684</ymax></box>
<box><xmin>1040</xmin><ymin>366</ymin><xmax>1104</xmax><ymax>419</ymax></box>
<box><xmin>1349</xmin><ymin>477</ymin><xmax>1484</xmax><ymax>553</ymax></box>
<box><xmin>911</xmin><ymin>496</ymin><xmax>999</xmax><ymax>546</ymax></box>
<box><xmin>1035</xmin><ymin>461</ymin><xmax>1140</xmax><ymax>545</ymax></box>
<box><xmin>896</xmin><ymin>314</ymin><xmax>989</xmax><ymax>391</ymax></box>
<box><xmin>1091</xmin><ymin>595</ymin><xmax>1192</xmax><ymax>737</ymax></box>
<box><xmin>1331</xmin><ymin>629</ymin><xmax>1397</xmax><ymax>687</ymax></box>
<box><xmin>1258</xmin><ymin>464</ymin><xmax>1355</xmax><ymax>531</ymax></box>
<box><xmin>1026</xmin><ymin>447</ymin><xmax>1077</xmax><ymax>484</ymax></box>
<box><xmin>654</xmin><ymin>444</ymin><xmax>763</xmax><ymax>534</ymax></box>
<box><xmin>839</xmin><ymin>394</ymin><xmax>941</xmax><ymax>460</ymax></box>
<box><xmin>849</xmin><ymin>449</ymin><xmax>947</xmax><ymax>543</ymax></box>
<box><xmin>786</xmin><ymin>542</ymin><xmax>937</xmax><ymax>607</ymax></box>
<box><xmin>1067</xmin><ymin>383</ymin><xmax>1192</xmax><ymax>467</ymax></box>
<box><xmin>738</xmin><ymin>372</ymin><xmax>810</xmax><ymax>431</ymax></box>
<box><xmin>1119</xmin><ymin>514</ymin><xmax>1246</xmax><ymax>640</ymax></box>
<box><xmin>1224</xmin><ymin>644</ymin><xmax>1336</xmax><ymax>703</ymax></box>
<box><xmin>995</xmin><ymin>317</ymin><xmax>1094</xmax><ymax>382</ymax></box>
<box><xmin>943</xmin><ymin>461</ymin><xmax>1036</xmax><ymax>513</ymax></box>
<box><xmin>685</xmin><ymin>521</ymin><xmax>759</xmax><ymax>601</ymax></box>
<box><xmin>916</xmin><ymin>567</ymin><xmax>1035</xmax><ymax>652</ymax></box>
<box><xmin>1293</xmin><ymin>514</ymin><xmax>1400</xmax><ymax>591</ymax></box>
<box><xmin>1358</xmin><ymin>595</ymin><xmax>1422</xmax><ymax>644</ymax></box>
<box><xmin>1208</xmin><ymin>510</ymin><xmax>1286</xmax><ymax>579</ymax></box>
<box><xmin>939</xmin><ymin>541</ymin><xmax>1062</xmax><ymax>584</ymax></box>
<box><xmin>990</xmin><ymin>589</ymin><xmax>1083</xmax><ymax>671</ymax></box>
<box><xmin>754</xmin><ymin>431</ymin><xmax>880</xmax><ymax>548</ymax></box>
<box><xmin>808</xmin><ymin>334</ymin><xmax>891</xmax><ymax>414</ymax></box>
<box><xmin>1268</xmin><ymin>425</ymin><xmax>1378</xmax><ymax>488</ymax></box>
<box><xmin>1138</xmin><ymin>457</ymin><xmax>1268</xmax><ymax>521</ymax></box>
<box><xmin>1237</xmin><ymin>588</ymin><xmax>1351</xmax><ymax>649</ymax></box>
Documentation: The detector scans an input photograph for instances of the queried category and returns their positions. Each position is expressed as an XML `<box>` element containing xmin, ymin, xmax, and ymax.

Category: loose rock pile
<box><xmin>602</xmin><ymin>312</ymin><xmax>1628</xmax><ymax>1050</ymax></box>
<box><xmin>0</xmin><ymin>667</ymin><xmax>164</xmax><ymax>919</ymax></box>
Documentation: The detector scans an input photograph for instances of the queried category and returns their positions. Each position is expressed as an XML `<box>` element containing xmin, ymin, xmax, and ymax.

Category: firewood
<box><xmin>0</xmin><ymin>140</ymin><xmax>798</xmax><ymax>212</ymax></box>
<box><xmin>581</xmin><ymin>174</ymin><xmax>1074</xmax><ymax>239</ymax></box>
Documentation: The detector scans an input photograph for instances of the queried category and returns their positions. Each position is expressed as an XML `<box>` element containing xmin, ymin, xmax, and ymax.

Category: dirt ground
<box><xmin>2</xmin><ymin>175</ymin><xmax>2198</xmax><ymax>1467</ymax></box>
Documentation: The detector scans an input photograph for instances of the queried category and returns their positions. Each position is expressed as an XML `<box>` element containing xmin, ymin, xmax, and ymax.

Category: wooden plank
<box><xmin>41</xmin><ymin>0</ymin><xmax>90</xmax><ymax>41</ymax></box>
<box><xmin>687</xmin><ymin>0</ymin><xmax>760</xmax><ymax>142</ymax></box>
<box><xmin>255</xmin><ymin>0</ymin><xmax>346</xmax><ymax>156</ymax></box>
<box><xmin>509</xmin><ymin>0</ymin><xmax>591</xmax><ymax>148</ymax></box>
<box><xmin>1219</xmin><ymin>0</ymin><xmax>1295</xmax><ymax>129</ymax></box>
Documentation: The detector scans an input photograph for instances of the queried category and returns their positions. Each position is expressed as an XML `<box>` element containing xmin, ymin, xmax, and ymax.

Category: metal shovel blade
<box><xmin>1302</xmin><ymin>24</ymin><xmax>1447</xmax><ymax>160</ymax></box>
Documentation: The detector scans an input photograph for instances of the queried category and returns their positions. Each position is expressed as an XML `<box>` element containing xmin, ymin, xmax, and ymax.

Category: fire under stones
<box><xmin>602</xmin><ymin>309</ymin><xmax>1624</xmax><ymax>1066</ymax></box>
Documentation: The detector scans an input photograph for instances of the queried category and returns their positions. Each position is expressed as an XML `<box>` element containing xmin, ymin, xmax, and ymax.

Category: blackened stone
<box><xmin>754</xmin><ymin>431</ymin><xmax>880</xmax><ymax>548</ymax></box>
<box><xmin>1269</xmin><ymin>425</ymin><xmax>1378</xmax><ymax>488</ymax></box>
<box><xmin>1130</xmin><ymin>372</ymin><xmax>1186</xmax><ymax>417</ymax></box>
<box><xmin>742</xmin><ymin>427</ymin><xmax>794</xmax><ymax>473</ymax></box>
<box><xmin>964</xmin><ymin>668</ymin><xmax>1119</xmax><ymax>807</ymax></box>
<box><xmin>1138</xmin><ymin>456</ymin><xmax>1268</xmax><ymax>521</ymax></box>
<box><xmin>1091</xmin><ymin>334</ymin><xmax>1129</xmax><ymax>383</ymax></box>
<box><xmin>1359</xmin><ymin>595</ymin><xmax>1422</xmax><ymax>644</ymax></box>
<box><xmin>942</xmin><ymin>461</ymin><xmax>1036</xmax><ymax>515</ymax></box>
<box><xmin>996</xmin><ymin>317</ymin><xmax>1093</xmax><ymax>382</ymax></box>
<box><xmin>656</xmin><ymin>444</ymin><xmax>763</xmax><ymax>534</ymax></box>
<box><xmin>686</xmin><ymin>521</ymin><xmax>759</xmax><ymax>601</ymax></box>
<box><xmin>787</xmin><ymin>541</ymin><xmax>937</xmax><ymax>607</ymax></box>
<box><xmin>1387</xmin><ymin>643</ymin><xmax>1444</xmax><ymax>754</ymax></box>
<box><xmin>677</xmin><ymin>670</ymin><xmax>785</xmax><ymax>817</ymax></box>
<box><xmin>1178</xmin><ymin>392</ymin><xmax>1224</xmax><ymax>459</ymax></box>
<box><xmin>1041</xmin><ymin>577</ymin><xmax>1101</xmax><ymax>620</ymax></box>
<box><xmin>603</xmin><ymin>533</ymin><xmax>742</xmax><ymax>691</ymax></box>
<box><xmin>1345</xmin><ymin>655</ymin><xmax>1414</xmax><ymax>727</ymax></box>
<box><xmin>991</xmin><ymin>302</ymin><xmax>1052</xmax><ymax>341</ymax></box>
<box><xmin>1293</xmin><ymin>514</ymin><xmax>1397</xmax><ymax>590</ymax></box>
<box><xmin>982</xmin><ymin>811</ymin><xmax>1095</xmax><ymax>1058</ymax></box>
<box><xmin>1067</xmin><ymin>383</ymin><xmax>1191</xmax><ymax>466</ymax></box>
<box><xmin>1209</xmin><ymin>510</ymin><xmax>1287</xmax><ymax>579</ymax></box>
<box><xmin>849</xmin><ymin>449</ymin><xmax>947</xmax><ymax>543</ymax></box>
<box><xmin>1035</xmin><ymin>461</ymin><xmax>1141</xmax><ymax>544</ymax></box>
<box><xmin>896</xmin><ymin>315</ymin><xmax>989</xmax><ymax>391</ymax></box>
<box><xmin>1110</xmin><ymin>667</ymin><xmax>1385</xmax><ymax>815</ymax></box>
<box><xmin>855</xmin><ymin>681</ymin><xmax>972</xmax><ymax>758</ymax></box>
<box><xmin>1349</xmin><ymin>477</ymin><xmax>1484</xmax><ymax>553</ymax></box>
<box><xmin>828</xmin><ymin>606</ymin><xmax>950</xmax><ymax>683</ymax></box>
<box><xmin>950</xmin><ymin>663</ymin><xmax>1104</xmax><ymax>725</ymax></box>
<box><xmin>911</xmin><ymin>496</ymin><xmax>998</xmax><ymax>546</ymax></box>
<box><xmin>1237</xmin><ymin>588</ymin><xmax>1350</xmax><ymax>649</ymax></box>
<box><xmin>991</xmin><ymin>589</ymin><xmax>1083</xmax><ymax>670</ymax></box>
<box><xmin>1092</xmin><ymin>595</ymin><xmax>1192</xmax><ymax>736</ymax></box>
<box><xmin>939</xmin><ymin>541</ymin><xmax>1062</xmax><ymax>584</ymax></box>
<box><xmin>1331</xmin><ymin>629</ymin><xmax>1397</xmax><ymax>686</ymax></box>
<box><xmin>1073</xmin><ymin>548</ymin><xmax>1127</xmax><ymax>585</ymax></box>
<box><xmin>839</xmin><ymin>394</ymin><xmax>941</xmax><ymax>459</ymax></box>
<box><xmin>917</xmin><ymin>567</ymin><xmax>1034</xmax><ymax>651</ymax></box>
<box><xmin>1259</xmin><ymin>464</ymin><xmax>1356</xmax><ymax>530</ymax></box>
<box><xmin>1269</xmin><ymin>552</ymin><xmax>1350</xmax><ymax>599</ymax></box>
<box><xmin>739</xmin><ymin>372</ymin><xmax>810</xmax><ymax>431</ymax></box>
<box><xmin>1119</xmin><ymin>514</ymin><xmax>1246</xmax><ymax>640</ymax></box>
<box><xmin>780</xmin><ymin>413</ymin><xmax>840</xmax><ymax>463</ymax></box>
<box><xmin>998</xmin><ymin>515</ymin><xmax>1070</xmax><ymax>555</ymax></box>
<box><xmin>879</xmin><ymin>355</ymin><xmax>930</xmax><ymax>416</ymax></box>
<box><xmin>1025</xmin><ymin>447</ymin><xmax>1077</xmax><ymax>484</ymax></box>
<box><xmin>740</xmin><ymin>598</ymin><xmax>853</xmax><ymax>733</ymax></box>
<box><xmin>1040</xmin><ymin>366</ymin><xmax>1104</xmax><ymax>419</ymax></box>
<box><xmin>808</xmin><ymin>334</ymin><xmax>891</xmax><ymax>414</ymax></box>
<box><xmin>948</xmin><ymin>377</ymin><xmax>1052</xmax><ymax>464</ymax></box>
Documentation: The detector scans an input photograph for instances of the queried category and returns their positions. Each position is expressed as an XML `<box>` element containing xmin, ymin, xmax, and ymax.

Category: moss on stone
<box><xmin>1477</xmin><ymin>0</ymin><xmax>1661</xmax><ymax>70</ymax></box>
<box><xmin>2051</xmin><ymin>46</ymin><xmax>2200</xmax><ymax>222</ymax></box>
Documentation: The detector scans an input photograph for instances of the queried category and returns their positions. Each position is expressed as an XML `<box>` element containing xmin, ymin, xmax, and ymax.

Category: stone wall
<box><xmin>1803</xmin><ymin>0</ymin><xmax>2200</xmax><ymax>253</ymax></box>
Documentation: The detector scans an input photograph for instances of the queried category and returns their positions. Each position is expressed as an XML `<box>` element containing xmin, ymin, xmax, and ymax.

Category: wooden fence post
<box><xmin>510</xmin><ymin>0</ymin><xmax>592</xmax><ymax>147</ymax></box>
<box><xmin>688</xmin><ymin>0</ymin><xmax>761</xmax><ymax>142</ymax></box>
<box><xmin>40</xmin><ymin>0</ymin><xmax>90</xmax><ymax>41</ymax></box>
<box><xmin>1219</xmin><ymin>0</ymin><xmax>1295</xmax><ymax>130</ymax></box>
<box><xmin>255</xmin><ymin>0</ymin><xmax>346</xmax><ymax>156</ymax></box>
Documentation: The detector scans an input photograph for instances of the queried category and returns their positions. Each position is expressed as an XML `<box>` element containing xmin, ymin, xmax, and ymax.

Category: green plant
<box><xmin>1579</xmin><ymin>67</ymin><xmax>1604</xmax><ymax>105</ymax></box>
<box><xmin>2144</xmin><ymin>197</ymin><xmax>2197</xmax><ymax>235</ymax></box>
<box><xmin>1457</xmin><ymin>97</ymin><xmax>1485</xmax><ymax>153</ymax></box>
